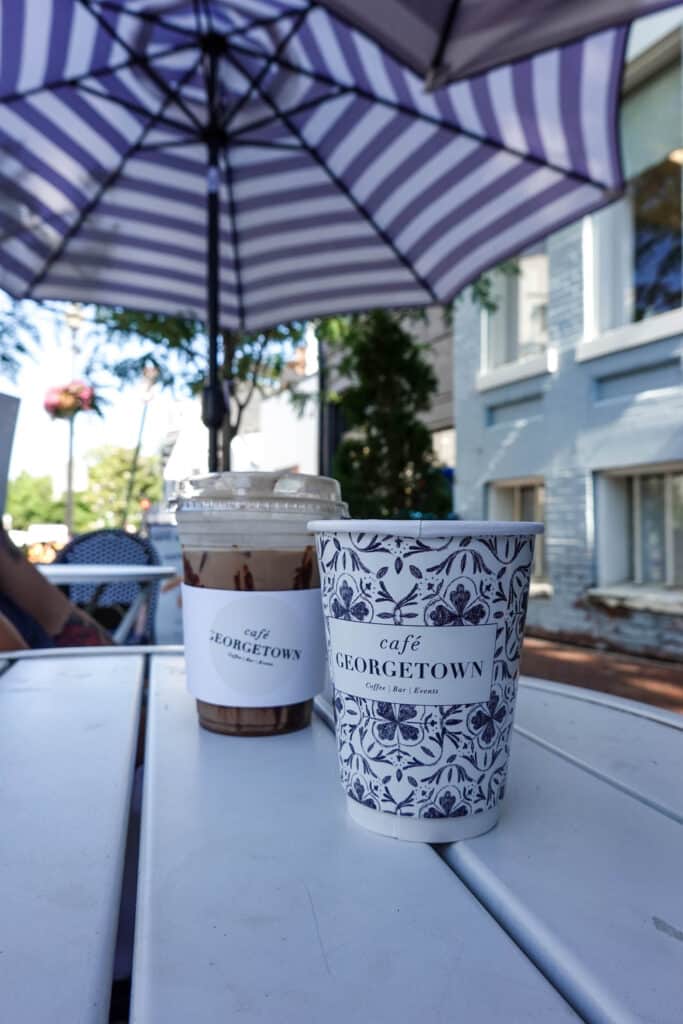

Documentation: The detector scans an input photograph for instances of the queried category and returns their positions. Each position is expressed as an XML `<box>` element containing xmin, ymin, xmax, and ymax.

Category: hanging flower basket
<box><xmin>44</xmin><ymin>380</ymin><xmax>99</xmax><ymax>420</ymax></box>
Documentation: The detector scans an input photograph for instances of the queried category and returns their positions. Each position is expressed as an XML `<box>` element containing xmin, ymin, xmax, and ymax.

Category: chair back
<box><xmin>54</xmin><ymin>528</ymin><xmax>160</xmax><ymax>642</ymax></box>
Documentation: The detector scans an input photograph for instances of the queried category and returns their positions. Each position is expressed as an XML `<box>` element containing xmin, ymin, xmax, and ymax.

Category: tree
<box><xmin>81</xmin><ymin>446</ymin><xmax>163</xmax><ymax>531</ymax></box>
<box><xmin>0</xmin><ymin>298</ymin><xmax>39</xmax><ymax>380</ymax></box>
<box><xmin>93</xmin><ymin>308</ymin><xmax>305</xmax><ymax>470</ymax></box>
<box><xmin>317</xmin><ymin>310</ymin><xmax>452</xmax><ymax>518</ymax></box>
<box><xmin>6</xmin><ymin>472</ymin><xmax>64</xmax><ymax>528</ymax></box>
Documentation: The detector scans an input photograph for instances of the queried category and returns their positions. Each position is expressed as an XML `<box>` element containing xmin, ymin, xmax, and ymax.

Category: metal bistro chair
<box><xmin>54</xmin><ymin>528</ymin><xmax>161</xmax><ymax>644</ymax></box>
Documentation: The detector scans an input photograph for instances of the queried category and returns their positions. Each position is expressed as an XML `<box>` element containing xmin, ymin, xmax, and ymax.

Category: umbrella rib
<box><xmin>222</xmin><ymin>147</ymin><xmax>245</xmax><ymax>330</ymax></box>
<box><xmin>228</xmin><ymin>50</ymin><xmax>439</xmax><ymax>304</ymax></box>
<box><xmin>76</xmin><ymin>0</ymin><xmax>204</xmax><ymax>132</ymax></box>
<box><xmin>22</xmin><ymin>54</ymin><xmax>204</xmax><ymax>300</ymax></box>
<box><xmin>225</xmin><ymin>86</ymin><xmax>347</xmax><ymax>141</ymax></box>
<box><xmin>200</xmin><ymin>0</ymin><xmax>216</xmax><ymax>35</ymax></box>
<box><xmin>223</xmin><ymin>9</ymin><xmax>310</xmax><ymax>132</ymax></box>
<box><xmin>0</xmin><ymin>42</ymin><xmax>195</xmax><ymax>105</ymax></box>
<box><xmin>77</xmin><ymin>82</ymin><xmax>197</xmax><ymax>136</ymax></box>
<box><xmin>231</xmin><ymin>139</ymin><xmax>302</xmax><ymax>151</ymax></box>
<box><xmin>426</xmin><ymin>0</ymin><xmax>462</xmax><ymax>90</ymax></box>
<box><xmin>191</xmin><ymin>0</ymin><xmax>205</xmax><ymax>36</ymax></box>
<box><xmin>91</xmin><ymin>1</ymin><xmax>198</xmax><ymax>40</ymax></box>
<box><xmin>227</xmin><ymin>38</ymin><xmax>613</xmax><ymax>193</ymax></box>
<box><xmin>139</xmin><ymin>137</ymin><xmax>304</xmax><ymax>154</ymax></box>
<box><xmin>138</xmin><ymin>136</ymin><xmax>212</xmax><ymax>153</ymax></box>
<box><xmin>224</xmin><ymin>10</ymin><xmax>300</xmax><ymax>44</ymax></box>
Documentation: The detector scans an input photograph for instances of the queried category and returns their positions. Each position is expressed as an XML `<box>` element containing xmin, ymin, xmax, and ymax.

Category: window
<box><xmin>489</xmin><ymin>479</ymin><xmax>546</xmax><ymax>581</ymax></box>
<box><xmin>588</xmin><ymin>48</ymin><xmax>683</xmax><ymax>337</ymax></box>
<box><xmin>634</xmin><ymin>471</ymin><xmax>683</xmax><ymax>585</ymax></box>
<box><xmin>431</xmin><ymin>427</ymin><xmax>455</xmax><ymax>468</ymax></box>
<box><xmin>591</xmin><ymin>156</ymin><xmax>683</xmax><ymax>332</ymax></box>
<box><xmin>596</xmin><ymin>467</ymin><xmax>683</xmax><ymax>587</ymax></box>
<box><xmin>482</xmin><ymin>245</ymin><xmax>549</xmax><ymax>372</ymax></box>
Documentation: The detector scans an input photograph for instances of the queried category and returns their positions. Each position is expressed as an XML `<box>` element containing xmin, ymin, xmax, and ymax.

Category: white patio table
<box><xmin>38</xmin><ymin>564</ymin><xmax>177</xmax><ymax>643</ymax></box>
<box><xmin>0</xmin><ymin>649</ymin><xmax>681</xmax><ymax>1024</ymax></box>
<box><xmin>38</xmin><ymin>565</ymin><xmax>177</xmax><ymax>587</ymax></box>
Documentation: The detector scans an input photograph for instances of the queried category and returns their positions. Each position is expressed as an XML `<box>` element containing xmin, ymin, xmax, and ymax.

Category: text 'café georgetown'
<box><xmin>334</xmin><ymin>650</ymin><xmax>486</xmax><ymax>682</ymax></box>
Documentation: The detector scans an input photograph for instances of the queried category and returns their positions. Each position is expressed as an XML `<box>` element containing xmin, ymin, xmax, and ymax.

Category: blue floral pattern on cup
<box><xmin>315</xmin><ymin>529</ymin><xmax>535</xmax><ymax>822</ymax></box>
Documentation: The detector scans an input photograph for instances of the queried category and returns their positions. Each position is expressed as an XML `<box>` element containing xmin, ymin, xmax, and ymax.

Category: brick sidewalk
<box><xmin>521</xmin><ymin>636</ymin><xmax>683</xmax><ymax>714</ymax></box>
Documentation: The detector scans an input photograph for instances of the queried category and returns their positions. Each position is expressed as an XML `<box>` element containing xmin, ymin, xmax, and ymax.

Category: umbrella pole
<box><xmin>206</xmin><ymin>141</ymin><xmax>220</xmax><ymax>473</ymax></box>
<box><xmin>202</xmin><ymin>39</ymin><xmax>226</xmax><ymax>474</ymax></box>
<box><xmin>206</xmin><ymin>143</ymin><xmax>220</xmax><ymax>471</ymax></box>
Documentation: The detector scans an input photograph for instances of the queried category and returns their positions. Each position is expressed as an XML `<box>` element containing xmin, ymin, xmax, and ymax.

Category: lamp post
<box><xmin>64</xmin><ymin>303</ymin><xmax>83</xmax><ymax>537</ymax></box>
<box><xmin>120</xmin><ymin>364</ymin><xmax>158</xmax><ymax>530</ymax></box>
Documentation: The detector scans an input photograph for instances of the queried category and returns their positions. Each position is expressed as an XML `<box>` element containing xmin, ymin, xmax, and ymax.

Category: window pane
<box><xmin>519</xmin><ymin>485</ymin><xmax>537</xmax><ymax>522</ymax></box>
<box><xmin>534</xmin><ymin>484</ymin><xmax>546</xmax><ymax>580</ymax></box>
<box><xmin>672</xmin><ymin>473</ymin><xmax>683</xmax><ymax>586</ymax></box>
<box><xmin>633</xmin><ymin>158</ymin><xmax>683</xmax><ymax>321</ymax></box>
<box><xmin>485</xmin><ymin>272</ymin><xmax>517</xmax><ymax>370</ymax></box>
<box><xmin>517</xmin><ymin>252</ymin><xmax>549</xmax><ymax>359</ymax></box>
<box><xmin>639</xmin><ymin>475</ymin><xmax>666</xmax><ymax>584</ymax></box>
<box><xmin>432</xmin><ymin>428</ymin><xmax>455</xmax><ymax>467</ymax></box>
<box><xmin>625</xmin><ymin>477</ymin><xmax>634</xmax><ymax>583</ymax></box>
<box><xmin>519</xmin><ymin>484</ymin><xmax>545</xmax><ymax>580</ymax></box>
<box><xmin>485</xmin><ymin>248</ymin><xmax>548</xmax><ymax>371</ymax></box>
<box><xmin>489</xmin><ymin>484</ymin><xmax>515</xmax><ymax>520</ymax></box>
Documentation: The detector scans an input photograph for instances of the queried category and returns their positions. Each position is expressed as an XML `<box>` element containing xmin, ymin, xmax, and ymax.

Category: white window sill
<box><xmin>529</xmin><ymin>581</ymin><xmax>553</xmax><ymax>599</ymax></box>
<box><xmin>476</xmin><ymin>350</ymin><xmax>556</xmax><ymax>392</ymax></box>
<box><xmin>576</xmin><ymin>308</ymin><xmax>683</xmax><ymax>363</ymax></box>
<box><xmin>586</xmin><ymin>584</ymin><xmax>683</xmax><ymax>617</ymax></box>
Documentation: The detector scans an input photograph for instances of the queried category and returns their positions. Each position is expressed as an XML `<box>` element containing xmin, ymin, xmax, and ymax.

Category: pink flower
<box><xmin>44</xmin><ymin>380</ymin><xmax>98</xmax><ymax>419</ymax></box>
<box><xmin>43</xmin><ymin>386</ymin><xmax>63</xmax><ymax>415</ymax></box>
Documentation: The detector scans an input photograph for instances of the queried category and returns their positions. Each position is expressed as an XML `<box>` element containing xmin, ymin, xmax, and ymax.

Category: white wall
<box><xmin>232</xmin><ymin>375</ymin><xmax>318</xmax><ymax>475</ymax></box>
<box><xmin>627</xmin><ymin>7</ymin><xmax>683</xmax><ymax>59</ymax></box>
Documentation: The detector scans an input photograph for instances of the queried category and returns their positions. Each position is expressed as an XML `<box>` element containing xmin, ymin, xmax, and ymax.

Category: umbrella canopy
<box><xmin>320</xmin><ymin>1</ymin><xmax>680</xmax><ymax>88</ymax></box>
<box><xmin>0</xmin><ymin>1</ymin><xmax>671</xmax><ymax>465</ymax></box>
<box><xmin>0</xmin><ymin>0</ymin><xmax>642</xmax><ymax>322</ymax></box>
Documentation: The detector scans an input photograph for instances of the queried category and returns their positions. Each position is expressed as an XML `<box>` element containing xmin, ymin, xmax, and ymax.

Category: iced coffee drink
<box><xmin>176</xmin><ymin>472</ymin><xmax>346</xmax><ymax>737</ymax></box>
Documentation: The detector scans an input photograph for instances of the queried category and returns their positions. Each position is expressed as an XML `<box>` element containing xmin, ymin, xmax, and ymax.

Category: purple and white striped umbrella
<box><xmin>2</xmin><ymin>0</ymin><xmax>669</xmax><ymax>327</ymax></box>
<box><xmin>0</xmin><ymin>1</ymin><xmax>675</xmax><ymax>464</ymax></box>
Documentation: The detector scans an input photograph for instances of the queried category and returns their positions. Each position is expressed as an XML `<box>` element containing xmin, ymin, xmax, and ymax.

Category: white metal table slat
<box><xmin>131</xmin><ymin>656</ymin><xmax>579</xmax><ymax>1023</ymax></box>
<box><xmin>5</xmin><ymin>644</ymin><xmax>183</xmax><ymax>660</ymax></box>
<box><xmin>516</xmin><ymin>678</ymin><xmax>683</xmax><ymax>822</ymax></box>
<box><xmin>39</xmin><ymin>564</ymin><xmax>176</xmax><ymax>585</ymax></box>
<box><xmin>443</xmin><ymin>727</ymin><xmax>683</xmax><ymax>1024</ymax></box>
<box><xmin>0</xmin><ymin>654</ymin><xmax>144</xmax><ymax>1024</ymax></box>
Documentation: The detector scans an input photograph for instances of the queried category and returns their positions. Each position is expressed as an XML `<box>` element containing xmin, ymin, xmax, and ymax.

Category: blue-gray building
<box><xmin>453</xmin><ymin>14</ymin><xmax>683</xmax><ymax>659</ymax></box>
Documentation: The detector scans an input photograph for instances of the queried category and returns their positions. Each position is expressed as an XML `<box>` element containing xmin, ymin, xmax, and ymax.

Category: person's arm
<box><xmin>0</xmin><ymin>609</ymin><xmax>29</xmax><ymax>652</ymax></box>
<box><xmin>53</xmin><ymin>606</ymin><xmax>112</xmax><ymax>647</ymax></box>
<box><xmin>0</xmin><ymin>528</ymin><xmax>111</xmax><ymax>646</ymax></box>
<box><xmin>0</xmin><ymin>528</ymin><xmax>73</xmax><ymax>635</ymax></box>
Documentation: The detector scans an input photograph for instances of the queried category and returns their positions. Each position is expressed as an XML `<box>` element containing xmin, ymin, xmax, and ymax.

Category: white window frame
<box><xmin>489</xmin><ymin>477</ymin><xmax>547</xmax><ymax>583</ymax></box>
<box><xmin>579</xmin><ymin>207</ymin><xmax>683</xmax><ymax>362</ymax></box>
<box><xmin>629</xmin><ymin>467</ymin><xmax>680</xmax><ymax>587</ymax></box>
<box><xmin>602</xmin><ymin>462</ymin><xmax>683</xmax><ymax>588</ymax></box>
<box><xmin>478</xmin><ymin>253</ymin><xmax>557</xmax><ymax>391</ymax></box>
<box><xmin>578</xmin><ymin>34</ymin><xmax>683</xmax><ymax>363</ymax></box>
<box><xmin>431</xmin><ymin>427</ymin><xmax>456</xmax><ymax>468</ymax></box>
<box><xmin>476</xmin><ymin>348</ymin><xmax>557</xmax><ymax>391</ymax></box>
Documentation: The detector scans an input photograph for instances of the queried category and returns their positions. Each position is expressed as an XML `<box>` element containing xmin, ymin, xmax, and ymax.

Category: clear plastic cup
<box><xmin>176</xmin><ymin>471</ymin><xmax>346</xmax><ymax>736</ymax></box>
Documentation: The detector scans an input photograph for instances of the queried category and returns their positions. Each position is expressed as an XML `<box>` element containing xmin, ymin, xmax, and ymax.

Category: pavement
<box><xmin>521</xmin><ymin>636</ymin><xmax>683</xmax><ymax>714</ymax></box>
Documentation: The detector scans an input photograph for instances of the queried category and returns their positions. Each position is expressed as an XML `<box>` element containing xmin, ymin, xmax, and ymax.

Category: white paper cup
<box><xmin>308</xmin><ymin>519</ymin><xmax>543</xmax><ymax>842</ymax></box>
